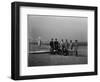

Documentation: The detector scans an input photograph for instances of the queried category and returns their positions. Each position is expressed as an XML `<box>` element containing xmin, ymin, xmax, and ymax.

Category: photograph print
<box><xmin>28</xmin><ymin>15</ymin><xmax>88</xmax><ymax>67</ymax></box>
<box><xmin>11</xmin><ymin>2</ymin><xmax>97</xmax><ymax>80</ymax></box>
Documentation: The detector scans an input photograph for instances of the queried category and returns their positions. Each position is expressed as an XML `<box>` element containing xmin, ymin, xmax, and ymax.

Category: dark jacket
<box><xmin>54</xmin><ymin>41</ymin><xmax>59</xmax><ymax>49</ymax></box>
<box><xmin>50</xmin><ymin>41</ymin><xmax>54</xmax><ymax>48</ymax></box>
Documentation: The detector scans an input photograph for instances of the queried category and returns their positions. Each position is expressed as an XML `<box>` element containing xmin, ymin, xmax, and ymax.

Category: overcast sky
<box><xmin>28</xmin><ymin>15</ymin><xmax>87</xmax><ymax>42</ymax></box>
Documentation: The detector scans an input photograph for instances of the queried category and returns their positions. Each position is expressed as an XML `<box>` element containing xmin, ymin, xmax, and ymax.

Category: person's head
<box><xmin>66</xmin><ymin>39</ymin><xmax>68</xmax><ymax>42</ymax></box>
<box><xmin>70</xmin><ymin>40</ymin><xmax>72</xmax><ymax>43</ymax></box>
<box><xmin>51</xmin><ymin>38</ymin><xmax>53</xmax><ymax>41</ymax></box>
<box><xmin>75</xmin><ymin>40</ymin><xmax>78</xmax><ymax>43</ymax></box>
<box><xmin>55</xmin><ymin>38</ymin><xmax>57</xmax><ymax>41</ymax></box>
<box><xmin>61</xmin><ymin>39</ymin><xmax>63</xmax><ymax>42</ymax></box>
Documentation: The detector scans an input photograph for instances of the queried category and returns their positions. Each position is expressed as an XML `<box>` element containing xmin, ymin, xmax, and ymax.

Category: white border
<box><xmin>20</xmin><ymin>6</ymin><xmax>94</xmax><ymax>76</ymax></box>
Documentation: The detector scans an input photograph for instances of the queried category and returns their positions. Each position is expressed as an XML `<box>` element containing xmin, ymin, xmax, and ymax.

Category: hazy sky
<box><xmin>28</xmin><ymin>15</ymin><xmax>87</xmax><ymax>42</ymax></box>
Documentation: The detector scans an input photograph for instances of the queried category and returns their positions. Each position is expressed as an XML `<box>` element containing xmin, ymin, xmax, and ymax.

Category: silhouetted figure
<box><xmin>69</xmin><ymin>40</ymin><xmax>73</xmax><ymax>55</ymax></box>
<box><xmin>57</xmin><ymin>42</ymin><xmax>62</xmax><ymax>55</ymax></box>
<box><xmin>50</xmin><ymin>38</ymin><xmax>54</xmax><ymax>54</ymax></box>
<box><xmin>54</xmin><ymin>38</ymin><xmax>59</xmax><ymax>54</ymax></box>
<box><xmin>74</xmin><ymin>40</ymin><xmax>78</xmax><ymax>56</ymax></box>
<box><xmin>60</xmin><ymin>39</ymin><xmax>65</xmax><ymax>55</ymax></box>
<box><xmin>69</xmin><ymin>40</ymin><xmax>73</xmax><ymax>50</ymax></box>
<box><xmin>64</xmin><ymin>39</ymin><xmax>69</xmax><ymax>55</ymax></box>
<box><xmin>37</xmin><ymin>36</ymin><xmax>41</xmax><ymax>47</ymax></box>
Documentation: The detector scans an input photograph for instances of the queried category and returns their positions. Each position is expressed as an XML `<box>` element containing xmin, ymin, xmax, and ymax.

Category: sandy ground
<box><xmin>28</xmin><ymin>46</ymin><xmax>87</xmax><ymax>67</ymax></box>
<box><xmin>28</xmin><ymin>54</ymin><xmax>87</xmax><ymax>67</ymax></box>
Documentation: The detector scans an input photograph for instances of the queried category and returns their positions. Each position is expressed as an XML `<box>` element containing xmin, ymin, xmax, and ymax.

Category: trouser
<box><xmin>61</xmin><ymin>48</ymin><xmax>64</xmax><ymax>55</ymax></box>
<box><xmin>65</xmin><ymin>49</ymin><xmax>69</xmax><ymax>55</ymax></box>
<box><xmin>75</xmin><ymin>50</ymin><xmax>78</xmax><ymax>56</ymax></box>
<box><xmin>50</xmin><ymin>47</ymin><xmax>54</xmax><ymax>54</ymax></box>
<box><xmin>55</xmin><ymin>47</ymin><xmax>59</xmax><ymax>54</ymax></box>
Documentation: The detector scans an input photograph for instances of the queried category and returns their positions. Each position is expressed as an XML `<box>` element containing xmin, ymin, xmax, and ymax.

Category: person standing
<box><xmin>69</xmin><ymin>40</ymin><xmax>73</xmax><ymax>50</ymax></box>
<box><xmin>54</xmin><ymin>38</ymin><xmax>59</xmax><ymax>54</ymax></box>
<box><xmin>57</xmin><ymin>42</ymin><xmax>61</xmax><ymax>54</ymax></box>
<box><xmin>69</xmin><ymin>40</ymin><xmax>73</xmax><ymax>55</ymax></box>
<box><xmin>64</xmin><ymin>39</ymin><xmax>69</xmax><ymax>55</ymax></box>
<box><xmin>50</xmin><ymin>38</ymin><xmax>54</xmax><ymax>54</ymax></box>
<box><xmin>37</xmin><ymin>36</ymin><xmax>41</xmax><ymax>47</ymax></box>
<box><xmin>60</xmin><ymin>39</ymin><xmax>65</xmax><ymax>55</ymax></box>
<box><xmin>74</xmin><ymin>40</ymin><xmax>78</xmax><ymax>56</ymax></box>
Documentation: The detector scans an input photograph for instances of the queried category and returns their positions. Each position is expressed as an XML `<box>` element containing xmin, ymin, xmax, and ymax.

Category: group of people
<box><xmin>50</xmin><ymin>38</ymin><xmax>78</xmax><ymax>56</ymax></box>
